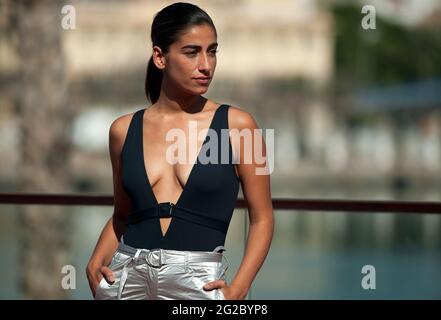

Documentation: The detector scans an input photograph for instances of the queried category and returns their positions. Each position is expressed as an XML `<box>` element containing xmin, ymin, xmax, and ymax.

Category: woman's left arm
<box><xmin>204</xmin><ymin>106</ymin><xmax>275</xmax><ymax>300</ymax></box>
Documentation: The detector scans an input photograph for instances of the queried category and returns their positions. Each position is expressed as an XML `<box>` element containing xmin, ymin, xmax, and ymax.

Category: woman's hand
<box><xmin>203</xmin><ymin>279</ymin><xmax>247</xmax><ymax>300</ymax></box>
<box><xmin>86</xmin><ymin>262</ymin><xmax>115</xmax><ymax>298</ymax></box>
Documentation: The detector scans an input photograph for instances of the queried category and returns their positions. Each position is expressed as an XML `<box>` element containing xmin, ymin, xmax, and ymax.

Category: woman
<box><xmin>86</xmin><ymin>2</ymin><xmax>274</xmax><ymax>300</ymax></box>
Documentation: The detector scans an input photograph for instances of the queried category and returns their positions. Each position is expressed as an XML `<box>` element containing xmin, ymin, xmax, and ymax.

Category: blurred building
<box><xmin>1</xmin><ymin>0</ymin><xmax>440</xmax><ymax>187</ymax></box>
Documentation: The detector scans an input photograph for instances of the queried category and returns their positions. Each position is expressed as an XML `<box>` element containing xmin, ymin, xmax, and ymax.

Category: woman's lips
<box><xmin>194</xmin><ymin>78</ymin><xmax>211</xmax><ymax>85</ymax></box>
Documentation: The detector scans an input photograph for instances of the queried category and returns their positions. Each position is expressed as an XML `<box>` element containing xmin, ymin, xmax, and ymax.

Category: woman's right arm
<box><xmin>85</xmin><ymin>114</ymin><xmax>133</xmax><ymax>298</ymax></box>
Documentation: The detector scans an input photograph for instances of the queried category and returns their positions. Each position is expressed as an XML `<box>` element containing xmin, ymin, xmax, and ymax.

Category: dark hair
<box><xmin>145</xmin><ymin>2</ymin><xmax>217</xmax><ymax>104</ymax></box>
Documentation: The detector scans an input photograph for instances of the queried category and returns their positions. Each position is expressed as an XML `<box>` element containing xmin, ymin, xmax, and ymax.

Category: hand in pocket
<box><xmin>87</xmin><ymin>264</ymin><xmax>115</xmax><ymax>298</ymax></box>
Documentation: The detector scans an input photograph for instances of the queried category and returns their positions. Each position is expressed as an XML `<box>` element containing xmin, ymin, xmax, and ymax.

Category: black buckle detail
<box><xmin>157</xmin><ymin>202</ymin><xmax>175</xmax><ymax>218</ymax></box>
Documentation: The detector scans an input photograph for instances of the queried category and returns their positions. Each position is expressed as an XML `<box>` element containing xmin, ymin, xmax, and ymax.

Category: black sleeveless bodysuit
<box><xmin>121</xmin><ymin>104</ymin><xmax>240</xmax><ymax>251</ymax></box>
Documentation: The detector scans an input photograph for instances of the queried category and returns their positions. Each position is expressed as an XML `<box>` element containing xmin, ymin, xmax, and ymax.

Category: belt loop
<box><xmin>121</xmin><ymin>235</ymin><xmax>125</xmax><ymax>245</ymax></box>
<box><xmin>158</xmin><ymin>249</ymin><xmax>163</xmax><ymax>267</ymax></box>
<box><xmin>213</xmin><ymin>245</ymin><xmax>226</xmax><ymax>253</ymax></box>
<box><xmin>144</xmin><ymin>252</ymin><xmax>150</xmax><ymax>266</ymax></box>
<box><xmin>184</xmin><ymin>251</ymin><xmax>189</xmax><ymax>273</ymax></box>
<box><xmin>211</xmin><ymin>246</ymin><xmax>229</xmax><ymax>279</ymax></box>
<box><xmin>219</xmin><ymin>250</ymin><xmax>230</xmax><ymax>279</ymax></box>
<box><xmin>117</xmin><ymin>249</ymin><xmax>141</xmax><ymax>300</ymax></box>
<box><xmin>222</xmin><ymin>252</ymin><xmax>230</xmax><ymax>272</ymax></box>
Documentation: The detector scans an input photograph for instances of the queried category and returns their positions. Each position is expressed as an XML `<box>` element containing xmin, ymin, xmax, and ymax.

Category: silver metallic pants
<box><xmin>94</xmin><ymin>239</ymin><xmax>230</xmax><ymax>300</ymax></box>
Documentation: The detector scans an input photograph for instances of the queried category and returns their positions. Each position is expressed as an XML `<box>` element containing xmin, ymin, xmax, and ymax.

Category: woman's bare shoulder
<box><xmin>227</xmin><ymin>105</ymin><xmax>259</xmax><ymax>130</ymax></box>
<box><xmin>109</xmin><ymin>109</ymin><xmax>142</xmax><ymax>151</ymax></box>
<box><xmin>110</xmin><ymin>111</ymin><xmax>133</xmax><ymax>137</ymax></box>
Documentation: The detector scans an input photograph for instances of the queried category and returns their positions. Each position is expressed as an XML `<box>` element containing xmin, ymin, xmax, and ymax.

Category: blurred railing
<box><xmin>1</xmin><ymin>193</ymin><xmax>441</xmax><ymax>213</ymax></box>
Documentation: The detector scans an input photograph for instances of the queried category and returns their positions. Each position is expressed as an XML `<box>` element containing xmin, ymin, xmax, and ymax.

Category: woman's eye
<box><xmin>185</xmin><ymin>50</ymin><xmax>218</xmax><ymax>56</ymax></box>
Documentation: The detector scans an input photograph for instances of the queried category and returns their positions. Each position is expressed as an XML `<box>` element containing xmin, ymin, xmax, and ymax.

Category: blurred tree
<box><xmin>331</xmin><ymin>4</ymin><xmax>441</xmax><ymax>89</ymax></box>
<box><xmin>6</xmin><ymin>0</ymin><xmax>73</xmax><ymax>299</ymax></box>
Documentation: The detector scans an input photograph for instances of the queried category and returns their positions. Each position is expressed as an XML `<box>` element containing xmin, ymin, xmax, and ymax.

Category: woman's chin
<box><xmin>192</xmin><ymin>86</ymin><xmax>209</xmax><ymax>94</ymax></box>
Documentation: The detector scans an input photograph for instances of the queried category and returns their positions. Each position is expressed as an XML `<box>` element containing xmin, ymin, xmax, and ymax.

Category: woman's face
<box><xmin>156</xmin><ymin>24</ymin><xmax>218</xmax><ymax>95</ymax></box>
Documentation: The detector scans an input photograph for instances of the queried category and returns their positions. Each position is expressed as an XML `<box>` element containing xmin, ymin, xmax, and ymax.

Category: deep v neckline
<box><xmin>140</xmin><ymin>104</ymin><xmax>224</xmax><ymax>207</ymax></box>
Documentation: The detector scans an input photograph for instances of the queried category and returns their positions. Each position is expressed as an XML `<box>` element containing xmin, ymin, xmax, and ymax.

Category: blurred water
<box><xmin>253</xmin><ymin>239</ymin><xmax>441</xmax><ymax>299</ymax></box>
<box><xmin>0</xmin><ymin>205</ymin><xmax>20</xmax><ymax>299</ymax></box>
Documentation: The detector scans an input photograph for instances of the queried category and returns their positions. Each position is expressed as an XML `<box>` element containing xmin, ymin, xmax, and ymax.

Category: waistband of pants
<box><xmin>116</xmin><ymin>241</ymin><xmax>226</xmax><ymax>265</ymax></box>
